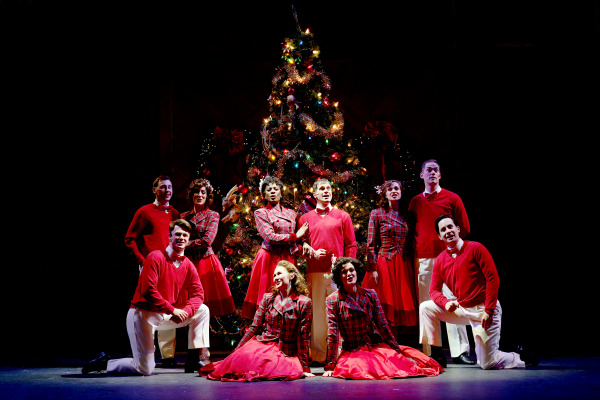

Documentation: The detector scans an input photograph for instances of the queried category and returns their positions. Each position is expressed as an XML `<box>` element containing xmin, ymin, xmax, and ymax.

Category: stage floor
<box><xmin>1</xmin><ymin>357</ymin><xmax>598</xmax><ymax>400</ymax></box>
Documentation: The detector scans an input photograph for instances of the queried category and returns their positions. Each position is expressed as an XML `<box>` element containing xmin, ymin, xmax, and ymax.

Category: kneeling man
<box><xmin>83</xmin><ymin>219</ymin><xmax>210</xmax><ymax>375</ymax></box>
<box><xmin>420</xmin><ymin>215</ymin><xmax>534</xmax><ymax>369</ymax></box>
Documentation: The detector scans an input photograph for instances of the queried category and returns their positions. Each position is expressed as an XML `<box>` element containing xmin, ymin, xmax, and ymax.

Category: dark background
<box><xmin>2</xmin><ymin>1</ymin><xmax>598</xmax><ymax>363</ymax></box>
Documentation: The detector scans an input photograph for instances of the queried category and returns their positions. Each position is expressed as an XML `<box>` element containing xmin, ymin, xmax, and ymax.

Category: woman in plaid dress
<box><xmin>203</xmin><ymin>261</ymin><xmax>314</xmax><ymax>381</ymax></box>
<box><xmin>323</xmin><ymin>257</ymin><xmax>443</xmax><ymax>380</ymax></box>
<box><xmin>181</xmin><ymin>179</ymin><xmax>235</xmax><ymax>316</ymax></box>
<box><xmin>241</xmin><ymin>176</ymin><xmax>308</xmax><ymax>319</ymax></box>
<box><xmin>362</xmin><ymin>180</ymin><xmax>417</xmax><ymax>329</ymax></box>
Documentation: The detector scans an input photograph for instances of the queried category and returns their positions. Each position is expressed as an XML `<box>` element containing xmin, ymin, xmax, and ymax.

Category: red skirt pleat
<box><xmin>202</xmin><ymin>337</ymin><xmax>304</xmax><ymax>382</ymax></box>
<box><xmin>362</xmin><ymin>253</ymin><xmax>417</xmax><ymax>326</ymax></box>
<box><xmin>193</xmin><ymin>254</ymin><xmax>236</xmax><ymax>316</ymax></box>
<box><xmin>332</xmin><ymin>343</ymin><xmax>444</xmax><ymax>380</ymax></box>
<box><xmin>241</xmin><ymin>249</ymin><xmax>295</xmax><ymax>320</ymax></box>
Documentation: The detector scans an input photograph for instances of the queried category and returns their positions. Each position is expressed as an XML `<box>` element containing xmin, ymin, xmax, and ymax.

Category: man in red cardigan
<box><xmin>124</xmin><ymin>175</ymin><xmax>180</xmax><ymax>367</ymax></box>
<box><xmin>419</xmin><ymin>215</ymin><xmax>528</xmax><ymax>369</ymax></box>
<box><xmin>82</xmin><ymin>220</ymin><xmax>210</xmax><ymax>375</ymax></box>
<box><xmin>299</xmin><ymin>178</ymin><xmax>357</xmax><ymax>364</ymax></box>
<box><xmin>409</xmin><ymin>160</ymin><xmax>473</xmax><ymax>364</ymax></box>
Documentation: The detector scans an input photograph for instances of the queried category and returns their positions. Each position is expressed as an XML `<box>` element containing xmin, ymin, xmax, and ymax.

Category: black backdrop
<box><xmin>2</xmin><ymin>1</ymin><xmax>598</xmax><ymax>363</ymax></box>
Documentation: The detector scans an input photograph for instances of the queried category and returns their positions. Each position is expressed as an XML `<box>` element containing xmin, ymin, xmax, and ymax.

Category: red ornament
<box><xmin>225</xmin><ymin>247</ymin><xmax>234</xmax><ymax>255</ymax></box>
<box><xmin>238</xmin><ymin>184</ymin><xmax>249</xmax><ymax>194</ymax></box>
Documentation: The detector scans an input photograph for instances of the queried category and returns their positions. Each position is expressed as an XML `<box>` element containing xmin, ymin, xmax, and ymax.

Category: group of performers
<box><xmin>81</xmin><ymin>159</ymin><xmax>537</xmax><ymax>379</ymax></box>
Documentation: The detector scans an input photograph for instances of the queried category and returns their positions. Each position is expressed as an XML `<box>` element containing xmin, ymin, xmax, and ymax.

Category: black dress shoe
<box><xmin>515</xmin><ymin>345</ymin><xmax>539</xmax><ymax>367</ymax></box>
<box><xmin>452</xmin><ymin>352</ymin><xmax>475</xmax><ymax>365</ymax></box>
<box><xmin>81</xmin><ymin>352</ymin><xmax>109</xmax><ymax>374</ymax></box>
<box><xmin>160</xmin><ymin>358</ymin><xmax>177</xmax><ymax>368</ymax></box>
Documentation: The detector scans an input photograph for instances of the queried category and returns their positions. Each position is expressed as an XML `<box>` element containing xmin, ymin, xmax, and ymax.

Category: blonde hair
<box><xmin>270</xmin><ymin>260</ymin><xmax>309</xmax><ymax>296</ymax></box>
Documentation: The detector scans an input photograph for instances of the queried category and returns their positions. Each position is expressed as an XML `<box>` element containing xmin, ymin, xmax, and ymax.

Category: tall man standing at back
<box><xmin>299</xmin><ymin>178</ymin><xmax>357</xmax><ymax>364</ymax></box>
<box><xmin>124</xmin><ymin>175</ymin><xmax>180</xmax><ymax>367</ymax></box>
<box><xmin>408</xmin><ymin>159</ymin><xmax>473</xmax><ymax>365</ymax></box>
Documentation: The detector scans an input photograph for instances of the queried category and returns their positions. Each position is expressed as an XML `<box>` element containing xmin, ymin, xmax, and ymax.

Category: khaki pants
<box><xmin>107</xmin><ymin>305</ymin><xmax>210</xmax><ymax>375</ymax></box>
<box><xmin>417</xmin><ymin>257</ymin><xmax>470</xmax><ymax>357</ymax></box>
<box><xmin>420</xmin><ymin>300</ymin><xmax>524</xmax><ymax>369</ymax></box>
<box><xmin>307</xmin><ymin>272</ymin><xmax>337</xmax><ymax>363</ymax></box>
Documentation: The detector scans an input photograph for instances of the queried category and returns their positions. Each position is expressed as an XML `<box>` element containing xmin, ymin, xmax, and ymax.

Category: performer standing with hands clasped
<box><xmin>202</xmin><ymin>260</ymin><xmax>314</xmax><ymax>381</ymax></box>
<box><xmin>363</xmin><ymin>180</ymin><xmax>417</xmax><ymax>333</ymax></box>
<box><xmin>323</xmin><ymin>257</ymin><xmax>443</xmax><ymax>379</ymax></box>
<box><xmin>408</xmin><ymin>160</ymin><xmax>473</xmax><ymax>365</ymax></box>
<box><xmin>241</xmin><ymin>176</ymin><xmax>308</xmax><ymax>320</ymax></box>
<box><xmin>299</xmin><ymin>178</ymin><xmax>357</xmax><ymax>365</ymax></box>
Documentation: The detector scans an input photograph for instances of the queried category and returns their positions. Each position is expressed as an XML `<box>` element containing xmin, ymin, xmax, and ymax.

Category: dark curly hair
<box><xmin>260</xmin><ymin>176</ymin><xmax>284</xmax><ymax>198</ymax></box>
<box><xmin>331</xmin><ymin>257</ymin><xmax>366</xmax><ymax>290</ymax></box>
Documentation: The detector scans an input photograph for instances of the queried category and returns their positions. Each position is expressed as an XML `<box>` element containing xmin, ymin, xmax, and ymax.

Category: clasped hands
<box><xmin>445</xmin><ymin>300</ymin><xmax>492</xmax><ymax>330</ymax></box>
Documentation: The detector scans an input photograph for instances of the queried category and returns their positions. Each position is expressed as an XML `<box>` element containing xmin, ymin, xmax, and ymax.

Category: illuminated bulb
<box><xmin>305</xmin><ymin>28</ymin><xmax>310</xmax><ymax>34</ymax></box>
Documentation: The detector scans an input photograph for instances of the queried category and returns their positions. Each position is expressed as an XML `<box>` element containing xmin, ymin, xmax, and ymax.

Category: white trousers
<box><xmin>417</xmin><ymin>257</ymin><xmax>470</xmax><ymax>357</ymax></box>
<box><xmin>308</xmin><ymin>271</ymin><xmax>337</xmax><ymax>363</ymax></box>
<box><xmin>107</xmin><ymin>305</ymin><xmax>210</xmax><ymax>375</ymax></box>
<box><xmin>420</xmin><ymin>300</ymin><xmax>525</xmax><ymax>369</ymax></box>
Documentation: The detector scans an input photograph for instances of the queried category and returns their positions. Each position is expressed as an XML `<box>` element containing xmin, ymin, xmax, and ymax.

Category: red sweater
<box><xmin>130</xmin><ymin>250</ymin><xmax>204</xmax><ymax>317</ymax></box>
<box><xmin>408</xmin><ymin>189</ymin><xmax>470</xmax><ymax>258</ymax></box>
<box><xmin>125</xmin><ymin>203</ymin><xmax>180</xmax><ymax>265</ymax></box>
<box><xmin>429</xmin><ymin>241</ymin><xmax>499</xmax><ymax>316</ymax></box>
<box><xmin>299</xmin><ymin>208</ymin><xmax>357</xmax><ymax>273</ymax></box>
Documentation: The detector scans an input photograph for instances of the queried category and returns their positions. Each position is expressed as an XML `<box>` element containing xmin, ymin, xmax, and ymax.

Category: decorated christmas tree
<box><xmin>195</xmin><ymin>10</ymin><xmax>419</xmax><ymax>348</ymax></box>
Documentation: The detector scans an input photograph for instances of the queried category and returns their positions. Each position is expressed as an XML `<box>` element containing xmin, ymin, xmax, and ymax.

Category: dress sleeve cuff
<box><xmin>288</xmin><ymin>233</ymin><xmax>297</xmax><ymax>243</ymax></box>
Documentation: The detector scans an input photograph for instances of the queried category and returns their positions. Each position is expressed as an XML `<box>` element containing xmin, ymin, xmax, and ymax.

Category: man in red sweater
<box><xmin>419</xmin><ymin>215</ymin><xmax>527</xmax><ymax>369</ymax></box>
<box><xmin>409</xmin><ymin>159</ymin><xmax>473</xmax><ymax>364</ymax></box>
<box><xmin>83</xmin><ymin>219</ymin><xmax>210</xmax><ymax>375</ymax></box>
<box><xmin>299</xmin><ymin>178</ymin><xmax>357</xmax><ymax>364</ymax></box>
<box><xmin>124</xmin><ymin>175</ymin><xmax>180</xmax><ymax>367</ymax></box>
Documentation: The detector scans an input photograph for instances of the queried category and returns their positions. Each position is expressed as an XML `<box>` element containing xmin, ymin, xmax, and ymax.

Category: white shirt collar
<box><xmin>166</xmin><ymin>245</ymin><xmax>184</xmax><ymax>267</ymax></box>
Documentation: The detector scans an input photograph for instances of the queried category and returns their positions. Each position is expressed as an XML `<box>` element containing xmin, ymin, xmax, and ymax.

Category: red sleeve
<box><xmin>366</xmin><ymin>210</ymin><xmax>379</xmax><ymax>270</ymax></box>
<box><xmin>181</xmin><ymin>262</ymin><xmax>204</xmax><ymax>316</ymax></box>
<box><xmin>474</xmin><ymin>244</ymin><xmax>499</xmax><ymax>315</ymax></box>
<box><xmin>298</xmin><ymin>297</ymin><xmax>312</xmax><ymax>371</ymax></box>
<box><xmin>124</xmin><ymin>208</ymin><xmax>147</xmax><ymax>265</ymax></box>
<box><xmin>452</xmin><ymin>196</ymin><xmax>470</xmax><ymax>238</ymax></box>
<box><xmin>342</xmin><ymin>212</ymin><xmax>357</xmax><ymax>258</ymax></box>
<box><xmin>324</xmin><ymin>295</ymin><xmax>340</xmax><ymax>370</ymax></box>
<box><xmin>139</xmin><ymin>253</ymin><xmax>175</xmax><ymax>314</ymax></box>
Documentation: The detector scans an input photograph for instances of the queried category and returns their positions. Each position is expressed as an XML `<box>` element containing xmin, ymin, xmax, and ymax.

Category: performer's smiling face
<box><xmin>153</xmin><ymin>179</ymin><xmax>173</xmax><ymax>203</ymax></box>
<box><xmin>437</xmin><ymin>217</ymin><xmax>461</xmax><ymax>245</ymax></box>
<box><xmin>169</xmin><ymin>225</ymin><xmax>191</xmax><ymax>253</ymax></box>
<box><xmin>273</xmin><ymin>265</ymin><xmax>293</xmax><ymax>291</ymax></box>
<box><xmin>264</xmin><ymin>183</ymin><xmax>282</xmax><ymax>204</ymax></box>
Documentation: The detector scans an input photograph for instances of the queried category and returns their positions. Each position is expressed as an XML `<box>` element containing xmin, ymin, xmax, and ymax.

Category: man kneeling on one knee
<box><xmin>83</xmin><ymin>219</ymin><xmax>210</xmax><ymax>375</ymax></box>
<box><xmin>420</xmin><ymin>215</ymin><xmax>532</xmax><ymax>370</ymax></box>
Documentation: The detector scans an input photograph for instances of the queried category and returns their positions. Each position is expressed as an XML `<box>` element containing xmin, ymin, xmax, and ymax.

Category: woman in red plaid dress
<box><xmin>181</xmin><ymin>179</ymin><xmax>235</xmax><ymax>316</ymax></box>
<box><xmin>362</xmin><ymin>180</ymin><xmax>417</xmax><ymax>328</ymax></box>
<box><xmin>324</xmin><ymin>257</ymin><xmax>443</xmax><ymax>380</ymax></box>
<box><xmin>203</xmin><ymin>261</ymin><xmax>315</xmax><ymax>381</ymax></box>
<box><xmin>241</xmin><ymin>176</ymin><xmax>308</xmax><ymax>320</ymax></box>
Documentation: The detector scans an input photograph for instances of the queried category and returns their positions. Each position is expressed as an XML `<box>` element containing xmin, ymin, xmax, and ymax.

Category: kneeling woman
<box><xmin>323</xmin><ymin>257</ymin><xmax>444</xmax><ymax>380</ymax></box>
<box><xmin>202</xmin><ymin>261</ymin><xmax>314</xmax><ymax>381</ymax></box>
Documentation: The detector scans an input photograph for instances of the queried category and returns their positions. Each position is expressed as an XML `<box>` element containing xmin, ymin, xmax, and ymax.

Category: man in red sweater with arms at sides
<box><xmin>83</xmin><ymin>219</ymin><xmax>211</xmax><ymax>375</ymax></box>
<box><xmin>420</xmin><ymin>215</ymin><xmax>536</xmax><ymax>369</ymax></box>
<box><xmin>299</xmin><ymin>178</ymin><xmax>357</xmax><ymax>364</ymax></box>
<box><xmin>409</xmin><ymin>159</ymin><xmax>473</xmax><ymax>365</ymax></box>
<box><xmin>124</xmin><ymin>175</ymin><xmax>180</xmax><ymax>367</ymax></box>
